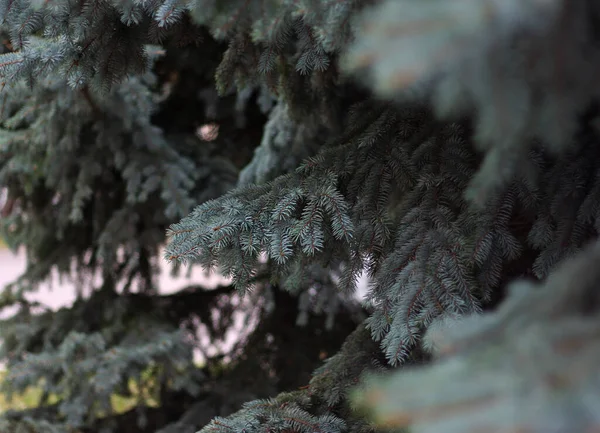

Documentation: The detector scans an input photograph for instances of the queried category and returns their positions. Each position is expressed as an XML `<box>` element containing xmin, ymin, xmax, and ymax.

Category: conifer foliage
<box><xmin>1</xmin><ymin>1</ymin><xmax>600</xmax><ymax>433</ymax></box>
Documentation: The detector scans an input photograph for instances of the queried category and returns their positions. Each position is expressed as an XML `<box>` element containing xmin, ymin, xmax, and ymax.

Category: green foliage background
<box><xmin>1</xmin><ymin>1</ymin><xmax>600</xmax><ymax>433</ymax></box>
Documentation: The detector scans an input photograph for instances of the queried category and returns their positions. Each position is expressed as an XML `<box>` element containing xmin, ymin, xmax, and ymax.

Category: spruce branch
<box><xmin>354</xmin><ymin>239</ymin><xmax>600</xmax><ymax>433</ymax></box>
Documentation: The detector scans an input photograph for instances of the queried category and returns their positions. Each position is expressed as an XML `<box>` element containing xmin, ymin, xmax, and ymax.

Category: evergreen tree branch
<box><xmin>354</xmin><ymin>239</ymin><xmax>600</xmax><ymax>433</ymax></box>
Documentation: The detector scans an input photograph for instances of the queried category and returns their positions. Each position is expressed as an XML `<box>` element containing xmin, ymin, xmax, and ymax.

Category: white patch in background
<box><xmin>0</xmin><ymin>248</ymin><xmax>371</xmax><ymax>368</ymax></box>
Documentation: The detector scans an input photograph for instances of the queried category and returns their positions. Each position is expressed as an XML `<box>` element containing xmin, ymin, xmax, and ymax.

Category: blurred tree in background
<box><xmin>2</xmin><ymin>1</ymin><xmax>600</xmax><ymax>433</ymax></box>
